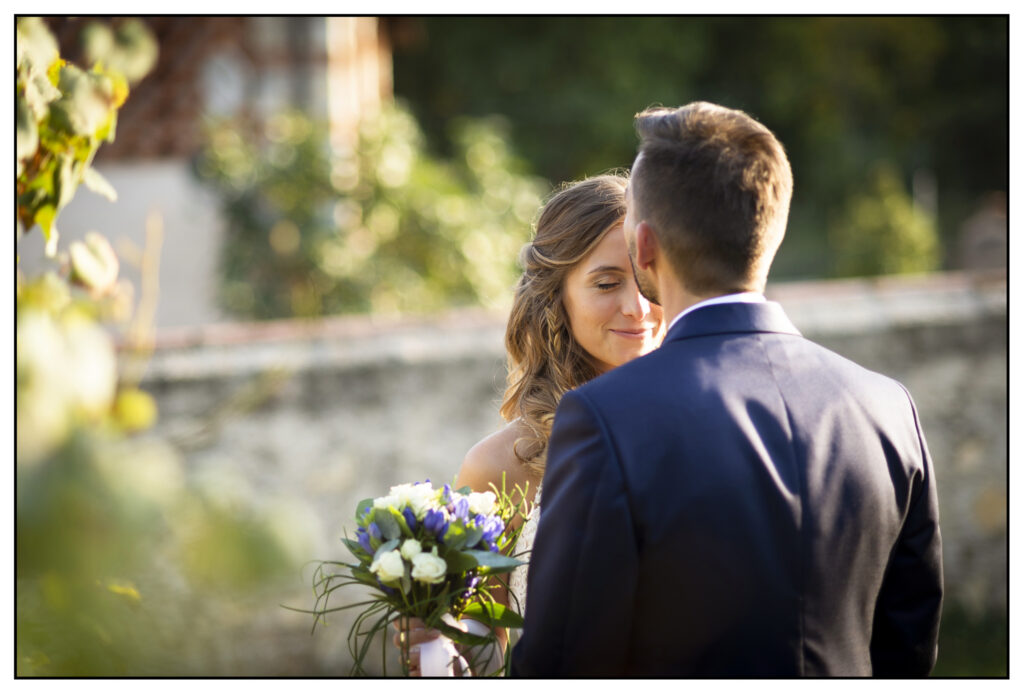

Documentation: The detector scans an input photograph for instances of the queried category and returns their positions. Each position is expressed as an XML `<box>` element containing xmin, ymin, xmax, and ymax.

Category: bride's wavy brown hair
<box><xmin>499</xmin><ymin>174</ymin><xmax>629</xmax><ymax>476</ymax></box>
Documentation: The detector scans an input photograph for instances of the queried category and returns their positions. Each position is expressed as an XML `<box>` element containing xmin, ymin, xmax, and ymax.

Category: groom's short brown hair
<box><xmin>632</xmin><ymin>102</ymin><xmax>793</xmax><ymax>295</ymax></box>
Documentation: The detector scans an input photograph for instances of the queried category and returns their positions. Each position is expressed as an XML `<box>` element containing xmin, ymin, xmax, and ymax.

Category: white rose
<box><xmin>411</xmin><ymin>548</ymin><xmax>447</xmax><ymax>584</ymax></box>
<box><xmin>467</xmin><ymin>491</ymin><xmax>497</xmax><ymax>516</ymax></box>
<box><xmin>373</xmin><ymin>494</ymin><xmax>399</xmax><ymax>510</ymax></box>
<box><xmin>400</xmin><ymin>539</ymin><xmax>422</xmax><ymax>561</ymax></box>
<box><xmin>369</xmin><ymin>549</ymin><xmax>405</xmax><ymax>584</ymax></box>
<box><xmin>391</xmin><ymin>482</ymin><xmax>437</xmax><ymax>519</ymax></box>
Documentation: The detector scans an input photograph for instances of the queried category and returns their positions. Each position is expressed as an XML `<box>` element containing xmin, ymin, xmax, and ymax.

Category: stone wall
<box><xmin>136</xmin><ymin>271</ymin><xmax>1007</xmax><ymax>675</ymax></box>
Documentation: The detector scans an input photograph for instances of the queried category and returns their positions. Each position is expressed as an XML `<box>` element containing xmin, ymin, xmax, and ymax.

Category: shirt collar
<box><xmin>665</xmin><ymin>292</ymin><xmax>767</xmax><ymax>335</ymax></box>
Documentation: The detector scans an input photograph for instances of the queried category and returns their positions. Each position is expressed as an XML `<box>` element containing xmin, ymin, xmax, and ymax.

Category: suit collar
<box><xmin>663</xmin><ymin>300</ymin><xmax>801</xmax><ymax>343</ymax></box>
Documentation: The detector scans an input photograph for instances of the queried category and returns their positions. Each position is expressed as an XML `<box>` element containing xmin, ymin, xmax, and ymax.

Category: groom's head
<box><xmin>626</xmin><ymin>102</ymin><xmax>792</xmax><ymax>299</ymax></box>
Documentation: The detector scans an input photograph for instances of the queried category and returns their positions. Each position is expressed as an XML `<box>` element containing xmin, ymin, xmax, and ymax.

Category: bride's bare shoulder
<box><xmin>457</xmin><ymin>420</ymin><xmax>535</xmax><ymax>495</ymax></box>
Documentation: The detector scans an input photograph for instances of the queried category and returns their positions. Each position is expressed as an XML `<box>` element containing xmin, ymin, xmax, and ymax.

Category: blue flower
<box><xmin>367</xmin><ymin>522</ymin><xmax>382</xmax><ymax>541</ymax></box>
<box><xmin>356</xmin><ymin>527</ymin><xmax>374</xmax><ymax>555</ymax></box>
<box><xmin>402</xmin><ymin>507</ymin><xmax>418</xmax><ymax>532</ymax></box>
<box><xmin>441</xmin><ymin>483</ymin><xmax>453</xmax><ymax>505</ymax></box>
<box><xmin>451</xmin><ymin>497</ymin><xmax>470</xmax><ymax>522</ymax></box>
<box><xmin>423</xmin><ymin>508</ymin><xmax>449</xmax><ymax>538</ymax></box>
<box><xmin>479</xmin><ymin>516</ymin><xmax>505</xmax><ymax>543</ymax></box>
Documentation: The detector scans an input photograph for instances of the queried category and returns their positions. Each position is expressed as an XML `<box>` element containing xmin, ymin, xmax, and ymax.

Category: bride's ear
<box><xmin>634</xmin><ymin>221</ymin><xmax>659</xmax><ymax>271</ymax></box>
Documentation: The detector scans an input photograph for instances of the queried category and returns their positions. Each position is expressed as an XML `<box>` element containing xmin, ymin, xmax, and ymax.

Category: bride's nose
<box><xmin>622</xmin><ymin>289</ymin><xmax>651</xmax><ymax>320</ymax></box>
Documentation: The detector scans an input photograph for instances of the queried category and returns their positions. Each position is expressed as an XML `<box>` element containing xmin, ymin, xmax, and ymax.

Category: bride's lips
<box><xmin>609</xmin><ymin>328</ymin><xmax>651</xmax><ymax>340</ymax></box>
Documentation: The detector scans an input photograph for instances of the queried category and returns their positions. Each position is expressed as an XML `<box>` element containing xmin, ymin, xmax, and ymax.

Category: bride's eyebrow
<box><xmin>587</xmin><ymin>265</ymin><xmax>625</xmax><ymax>275</ymax></box>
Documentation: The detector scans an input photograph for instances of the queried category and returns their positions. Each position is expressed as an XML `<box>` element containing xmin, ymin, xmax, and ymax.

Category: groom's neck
<box><xmin>658</xmin><ymin>284</ymin><xmax>709</xmax><ymax>330</ymax></box>
<box><xmin>660</xmin><ymin>279</ymin><xmax>765</xmax><ymax>329</ymax></box>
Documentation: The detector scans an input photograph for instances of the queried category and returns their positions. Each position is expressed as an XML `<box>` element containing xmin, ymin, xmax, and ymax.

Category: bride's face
<box><xmin>562</xmin><ymin>224</ymin><xmax>665</xmax><ymax>374</ymax></box>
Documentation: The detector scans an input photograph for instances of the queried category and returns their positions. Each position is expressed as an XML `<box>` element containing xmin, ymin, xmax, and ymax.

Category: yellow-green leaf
<box><xmin>34</xmin><ymin>204</ymin><xmax>56</xmax><ymax>238</ymax></box>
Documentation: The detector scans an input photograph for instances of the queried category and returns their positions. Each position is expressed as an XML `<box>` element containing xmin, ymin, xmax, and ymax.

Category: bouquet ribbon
<box><xmin>418</xmin><ymin>616</ymin><xmax>492</xmax><ymax>677</ymax></box>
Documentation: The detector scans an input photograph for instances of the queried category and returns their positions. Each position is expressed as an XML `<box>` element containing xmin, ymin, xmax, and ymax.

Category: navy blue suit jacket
<box><xmin>510</xmin><ymin>301</ymin><xmax>942</xmax><ymax>677</ymax></box>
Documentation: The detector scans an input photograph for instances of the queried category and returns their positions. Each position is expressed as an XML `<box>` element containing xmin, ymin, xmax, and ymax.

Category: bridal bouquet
<box><xmin>308</xmin><ymin>480</ymin><xmax>527</xmax><ymax>676</ymax></box>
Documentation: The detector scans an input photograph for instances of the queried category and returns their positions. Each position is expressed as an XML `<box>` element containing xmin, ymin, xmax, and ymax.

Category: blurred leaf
<box><xmin>81</xmin><ymin>166</ymin><xmax>118</xmax><ymax>202</ymax></box>
<box><xmin>50</xmin><ymin>64</ymin><xmax>112</xmax><ymax>137</ymax></box>
<box><xmin>69</xmin><ymin>232</ymin><xmax>120</xmax><ymax>294</ymax></box>
<box><xmin>16</xmin><ymin>94</ymin><xmax>39</xmax><ymax>173</ymax></box>
<box><xmin>84</xmin><ymin>19</ymin><xmax>158</xmax><ymax>84</ymax></box>
<box><xmin>16</xmin><ymin>17</ymin><xmax>59</xmax><ymax>76</ymax></box>
<box><xmin>34</xmin><ymin>204</ymin><xmax>57</xmax><ymax>245</ymax></box>
<box><xmin>53</xmin><ymin>155</ymin><xmax>77</xmax><ymax>210</ymax></box>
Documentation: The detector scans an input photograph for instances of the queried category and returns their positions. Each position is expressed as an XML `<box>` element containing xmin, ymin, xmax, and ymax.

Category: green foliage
<box><xmin>830</xmin><ymin>163</ymin><xmax>940</xmax><ymax>277</ymax></box>
<box><xmin>392</xmin><ymin>16</ymin><xmax>1007</xmax><ymax>279</ymax></box>
<box><xmin>196</xmin><ymin>105</ymin><xmax>545</xmax><ymax>319</ymax></box>
<box><xmin>16</xmin><ymin>17</ymin><xmax>156</xmax><ymax>255</ymax></box>
<box><xmin>16</xmin><ymin>19</ymin><xmax>304</xmax><ymax>676</ymax></box>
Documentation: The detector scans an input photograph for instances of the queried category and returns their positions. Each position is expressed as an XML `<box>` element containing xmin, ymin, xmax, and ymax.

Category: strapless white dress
<box><xmin>508</xmin><ymin>486</ymin><xmax>541</xmax><ymax>619</ymax></box>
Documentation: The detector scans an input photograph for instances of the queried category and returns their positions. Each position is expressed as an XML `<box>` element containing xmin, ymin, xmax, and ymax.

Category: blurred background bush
<box><xmin>196</xmin><ymin>107</ymin><xmax>544</xmax><ymax>319</ymax></box>
<box><xmin>391</xmin><ymin>16</ymin><xmax>1005</xmax><ymax>281</ymax></box>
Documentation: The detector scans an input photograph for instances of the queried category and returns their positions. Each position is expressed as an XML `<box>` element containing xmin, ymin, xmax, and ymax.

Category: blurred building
<box><xmin>20</xmin><ymin>17</ymin><xmax>398</xmax><ymax>329</ymax></box>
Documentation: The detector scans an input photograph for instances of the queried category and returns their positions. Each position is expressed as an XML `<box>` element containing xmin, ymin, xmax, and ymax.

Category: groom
<box><xmin>510</xmin><ymin>102</ymin><xmax>942</xmax><ymax>676</ymax></box>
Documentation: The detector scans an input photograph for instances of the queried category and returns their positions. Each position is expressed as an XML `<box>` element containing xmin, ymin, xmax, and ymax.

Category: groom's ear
<box><xmin>634</xmin><ymin>221</ymin><xmax>659</xmax><ymax>271</ymax></box>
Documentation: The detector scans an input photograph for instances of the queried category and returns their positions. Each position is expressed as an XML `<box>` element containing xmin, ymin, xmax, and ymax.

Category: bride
<box><xmin>395</xmin><ymin>174</ymin><xmax>665</xmax><ymax>675</ymax></box>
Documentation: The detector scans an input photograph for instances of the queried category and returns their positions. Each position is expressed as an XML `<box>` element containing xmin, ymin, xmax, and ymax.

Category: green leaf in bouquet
<box><xmin>463</xmin><ymin>549</ymin><xmax>525</xmax><ymax>573</ymax></box>
<box><xmin>442</xmin><ymin>523</ymin><xmax>468</xmax><ymax>551</ymax></box>
<box><xmin>342</xmin><ymin>537</ymin><xmax>372</xmax><ymax>564</ymax></box>
<box><xmin>440</xmin><ymin>549</ymin><xmax>478</xmax><ymax>574</ymax></box>
<box><xmin>374</xmin><ymin>508</ymin><xmax>401</xmax><ymax>540</ymax></box>
<box><xmin>372</xmin><ymin>538</ymin><xmax>399</xmax><ymax>562</ymax></box>
<box><xmin>437</xmin><ymin>621</ymin><xmax>493</xmax><ymax>648</ymax></box>
<box><xmin>463</xmin><ymin>525</ymin><xmax>484</xmax><ymax>549</ymax></box>
<box><xmin>350</xmin><ymin>565</ymin><xmax>377</xmax><ymax>586</ymax></box>
<box><xmin>400</xmin><ymin>566</ymin><xmax>411</xmax><ymax>595</ymax></box>
<box><xmin>460</xmin><ymin>600</ymin><xmax>525</xmax><ymax>629</ymax></box>
<box><xmin>355</xmin><ymin>498</ymin><xmax>373</xmax><ymax>522</ymax></box>
<box><xmin>455</xmin><ymin>485</ymin><xmax>473</xmax><ymax>496</ymax></box>
<box><xmin>389</xmin><ymin>507</ymin><xmax>412</xmax><ymax>536</ymax></box>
